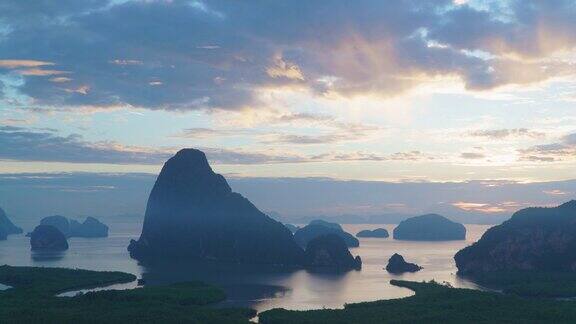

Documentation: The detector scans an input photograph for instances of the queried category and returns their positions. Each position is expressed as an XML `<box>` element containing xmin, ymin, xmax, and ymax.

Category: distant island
<box><xmin>0</xmin><ymin>207</ymin><xmax>23</xmax><ymax>240</ymax></box>
<box><xmin>308</xmin><ymin>219</ymin><xmax>343</xmax><ymax>230</ymax></box>
<box><xmin>356</xmin><ymin>228</ymin><xmax>389</xmax><ymax>238</ymax></box>
<box><xmin>393</xmin><ymin>214</ymin><xmax>466</xmax><ymax>241</ymax></box>
<box><xmin>70</xmin><ymin>217</ymin><xmax>109</xmax><ymax>238</ymax></box>
<box><xmin>456</xmin><ymin>200</ymin><xmax>576</xmax><ymax>275</ymax></box>
<box><xmin>128</xmin><ymin>149</ymin><xmax>305</xmax><ymax>265</ymax></box>
<box><xmin>35</xmin><ymin>215</ymin><xmax>109</xmax><ymax>238</ymax></box>
<box><xmin>294</xmin><ymin>220</ymin><xmax>359</xmax><ymax>248</ymax></box>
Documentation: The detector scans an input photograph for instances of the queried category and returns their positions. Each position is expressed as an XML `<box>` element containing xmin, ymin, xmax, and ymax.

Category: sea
<box><xmin>0</xmin><ymin>218</ymin><xmax>491</xmax><ymax>313</ymax></box>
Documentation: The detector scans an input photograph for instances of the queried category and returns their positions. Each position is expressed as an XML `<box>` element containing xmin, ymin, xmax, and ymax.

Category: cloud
<box><xmin>263</xmin><ymin>122</ymin><xmax>381</xmax><ymax>145</ymax></box>
<box><xmin>451</xmin><ymin>201</ymin><xmax>524</xmax><ymax>213</ymax></box>
<box><xmin>0</xmin><ymin>125</ymin><xmax>295</xmax><ymax>165</ymax></box>
<box><xmin>0</xmin><ymin>126</ymin><xmax>171</xmax><ymax>164</ymax></box>
<box><xmin>108</xmin><ymin>59</ymin><xmax>143</xmax><ymax>66</ymax></box>
<box><xmin>460</xmin><ymin>152</ymin><xmax>486</xmax><ymax>159</ymax></box>
<box><xmin>309</xmin><ymin>150</ymin><xmax>433</xmax><ymax>162</ymax></box>
<box><xmin>0</xmin><ymin>59</ymin><xmax>69</xmax><ymax>78</ymax></box>
<box><xmin>176</xmin><ymin>127</ymin><xmax>243</xmax><ymax>139</ymax></box>
<box><xmin>17</xmin><ymin>68</ymin><xmax>70</xmax><ymax>76</ymax></box>
<box><xmin>543</xmin><ymin>189</ymin><xmax>569</xmax><ymax>196</ymax></box>
<box><xmin>273</xmin><ymin>112</ymin><xmax>334</xmax><ymax>123</ymax></box>
<box><xmin>0</xmin><ymin>60</ymin><xmax>54</xmax><ymax>68</ymax></box>
<box><xmin>176</xmin><ymin>110</ymin><xmax>381</xmax><ymax>144</ymax></box>
<box><xmin>270</xmin><ymin>134</ymin><xmax>347</xmax><ymax>144</ymax></box>
<box><xmin>428</xmin><ymin>1</ymin><xmax>576</xmax><ymax>59</ymax></box>
<box><xmin>518</xmin><ymin>132</ymin><xmax>576</xmax><ymax>162</ymax></box>
<box><xmin>0</xmin><ymin>125</ymin><xmax>434</xmax><ymax>165</ymax></box>
<box><xmin>266</xmin><ymin>55</ymin><xmax>305</xmax><ymax>80</ymax></box>
<box><xmin>469</xmin><ymin>128</ymin><xmax>546</xmax><ymax>140</ymax></box>
<box><xmin>1</xmin><ymin>0</ymin><xmax>575</xmax><ymax>111</ymax></box>
<box><xmin>64</xmin><ymin>85</ymin><xmax>90</xmax><ymax>95</ymax></box>
<box><xmin>49</xmin><ymin>77</ymin><xmax>72</xmax><ymax>83</ymax></box>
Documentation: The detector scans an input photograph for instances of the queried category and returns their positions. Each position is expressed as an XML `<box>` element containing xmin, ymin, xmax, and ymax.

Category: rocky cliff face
<box><xmin>30</xmin><ymin>225</ymin><xmax>69</xmax><ymax>251</ymax></box>
<box><xmin>305</xmin><ymin>234</ymin><xmax>361</xmax><ymax>271</ymax></box>
<box><xmin>393</xmin><ymin>214</ymin><xmax>466</xmax><ymax>241</ymax></box>
<box><xmin>0</xmin><ymin>207</ymin><xmax>23</xmax><ymax>240</ymax></box>
<box><xmin>128</xmin><ymin>149</ymin><xmax>305</xmax><ymax>265</ymax></box>
<box><xmin>455</xmin><ymin>200</ymin><xmax>576</xmax><ymax>274</ymax></box>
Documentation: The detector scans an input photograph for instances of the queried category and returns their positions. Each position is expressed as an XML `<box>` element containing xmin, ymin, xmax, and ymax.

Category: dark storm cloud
<box><xmin>1</xmin><ymin>0</ymin><xmax>575</xmax><ymax>111</ymax></box>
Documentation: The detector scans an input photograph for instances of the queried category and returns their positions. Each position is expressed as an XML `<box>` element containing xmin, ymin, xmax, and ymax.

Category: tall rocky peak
<box><xmin>129</xmin><ymin>148</ymin><xmax>305</xmax><ymax>265</ymax></box>
<box><xmin>150</xmin><ymin>149</ymin><xmax>231</xmax><ymax>202</ymax></box>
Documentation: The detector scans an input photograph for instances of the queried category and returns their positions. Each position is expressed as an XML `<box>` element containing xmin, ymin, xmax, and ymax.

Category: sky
<box><xmin>1</xmin><ymin>0</ymin><xmax>576</xmax><ymax>220</ymax></box>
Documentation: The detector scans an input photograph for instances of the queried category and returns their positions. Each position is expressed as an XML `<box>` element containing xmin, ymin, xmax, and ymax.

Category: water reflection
<box><xmin>31</xmin><ymin>250</ymin><xmax>66</xmax><ymax>262</ymax></box>
<box><xmin>138</xmin><ymin>259</ymin><xmax>300</xmax><ymax>309</ymax></box>
<box><xmin>0</xmin><ymin>220</ymin><xmax>493</xmax><ymax>312</ymax></box>
<box><xmin>137</xmin><ymin>259</ymin><xmax>388</xmax><ymax>311</ymax></box>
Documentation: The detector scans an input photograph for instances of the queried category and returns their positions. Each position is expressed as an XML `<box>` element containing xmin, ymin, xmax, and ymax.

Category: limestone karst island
<box><xmin>2</xmin><ymin>1</ymin><xmax>576</xmax><ymax>323</ymax></box>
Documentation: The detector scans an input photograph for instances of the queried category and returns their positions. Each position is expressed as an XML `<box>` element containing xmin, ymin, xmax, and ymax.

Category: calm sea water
<box><xmin>0</xmin><ymin>219</ymin><xmax>491</xmax><ymax>312</ymax></box>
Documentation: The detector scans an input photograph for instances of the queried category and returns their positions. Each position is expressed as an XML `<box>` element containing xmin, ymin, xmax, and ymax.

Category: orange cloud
<box><xmin>267</xmin><ymin>56</ymin><xmax>304</xmax><ymax>80</ymax></box>
<box><xmin>543</xmin><ymin>189</ymin><xmax>569</xmax><ymax>196</ymax></box>
<box><xmin>452</xmin><ymin>201</ymin><xmax>508</xmax><ymax>213</ymax></box>
<box><xmin>49</xmin><ymin>77</ymin><xmax>72</xmax><ymax>83</ymax></box>
<box><xmin>0</xmin><ymin>60</ymin><xmax>54</xmax><ymax>68</ymax></box>
<box><xmin>19</xmin><ymin>68</ymin><xmax>70</xmax><ymax>76</ymax></box>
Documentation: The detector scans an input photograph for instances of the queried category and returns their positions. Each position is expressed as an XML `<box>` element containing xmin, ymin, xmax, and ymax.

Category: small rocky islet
<box><xmin>385</xmin><ymin>253</ymin><xmax>422</xmax><ymax>273</ymax></box>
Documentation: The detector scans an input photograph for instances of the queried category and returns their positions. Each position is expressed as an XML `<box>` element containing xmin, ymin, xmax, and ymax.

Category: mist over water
<box><xmin>0</xmin><ymin>219</ymin><xmax>491</xmax><ymax>312</ymax></box>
